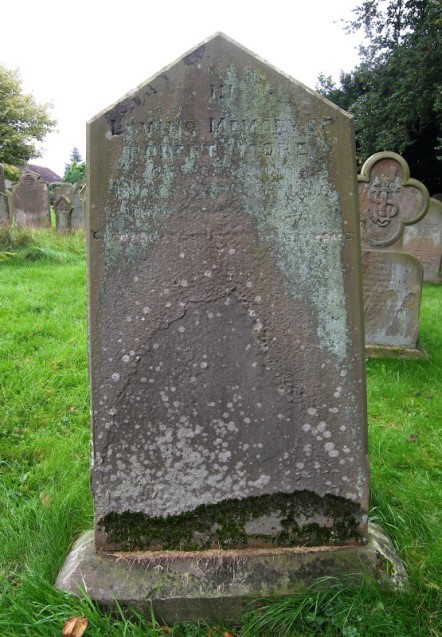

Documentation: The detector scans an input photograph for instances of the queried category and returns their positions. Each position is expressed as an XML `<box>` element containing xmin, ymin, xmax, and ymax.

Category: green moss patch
<box><xmin>99</xmin><ymin>490</ymin><xmax>364</xmax><ymax>551</ymax></box>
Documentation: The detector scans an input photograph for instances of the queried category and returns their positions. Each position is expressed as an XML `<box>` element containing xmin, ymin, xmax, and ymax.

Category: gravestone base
<box><xmin>56</xmin><ymin>523</ymin><xmax>406</xmax><ymax>625</ymax></box>
<box><xmin>365</xmin><ymin>344</ymin><xmax>427</xmax><ymax>360</ymax></box>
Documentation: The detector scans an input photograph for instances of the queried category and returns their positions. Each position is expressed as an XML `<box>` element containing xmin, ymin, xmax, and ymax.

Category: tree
<box><xmin>70</xmin><ymin>147</ymin><xmax>82</xmax><ymax>163</ymax></box>
<box><xmin>317</xmin><ymin>0</ymin><xmax>442</xmax><ymax>194</ymax></box>
<box><xmin>63</xmin><ymin>148</ymin><xmax>86</xmax><ymax>184</ymax></box>
<box><xmin>0</xmin><ymin>64</ymin><xmax>56</xmax><ymax>178</ymax></box>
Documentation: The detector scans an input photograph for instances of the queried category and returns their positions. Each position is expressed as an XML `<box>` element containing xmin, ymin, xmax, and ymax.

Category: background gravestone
<box><xmin>0</xmin><ymin>164</ymin><xmax>9</xmax><ymax>225</ymax></box>
<box><xmin>358</xmin><ymin>152</ymin><xmax>430</xmax><ymax>357</ymax></box>
<box><xmin>12</xmin><ymin>170</ymin><xmax>51</xmax><ymax>228</ymax></box>
<box><xmin>56</xmin><ymin>34</ymin><xmax>407</xmax><ymax>622</ymax></box>
<box><xmin>54</xmin><ymin>195</ymin><xmax>73</xmax><ymax>233</ymax></box>
<box><xmin>359</xmin><ymin>151</ymin><xmax>429</xmax><ymax>249</ymax></box>
<box><xmin>398</xmin><ymin>198</ymin><xmax>442</xmax><ymax>283</ymax></box>
<box><xmin>71</xmin><ymin>180</ymin><xmax>85</xmax><ymax>228</ymax></box>
<box><xmin>0</xmin><ymin>163</ymin><xmax>5</xmax><ymax>193</ymax></box>
<box><xmin>53</xmin><ymin>182</ymin><xmax>74</xmax><ymax>201</ymax></box>
<box><xmin>362</xmin><ymin>251</ymin><xmax>423</xmax><ymax>350</ymax></box>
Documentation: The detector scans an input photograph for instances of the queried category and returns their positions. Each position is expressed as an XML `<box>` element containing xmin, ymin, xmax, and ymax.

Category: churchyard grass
<box><xmin>0</xmin><ymin>230</ymin><xmax>440</xmax><ymax>636</ymax></box>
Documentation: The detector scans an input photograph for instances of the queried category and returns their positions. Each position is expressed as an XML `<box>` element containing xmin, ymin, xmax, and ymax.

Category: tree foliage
<box><xmin>318</xmin><ymin>0</ymin><xmax>442</xmax><ymax>193</ymax></box>
<box><xmin>0</xmin><ymin>65</ymin><xmax>56</xmax><ymax>171</ymax></box>
<box><xmin>70</xmin><ymin>147</ymin><xmax>82</xmax><ymax>163</ymax></box>
<box><xmin>63</xmin><ymin>149</ymin><xmax>86</xmax><ymax>184</ymax></box>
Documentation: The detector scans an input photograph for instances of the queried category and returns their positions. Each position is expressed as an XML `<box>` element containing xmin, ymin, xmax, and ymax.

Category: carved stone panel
<box><xmin>358</xmin><ymin>152</ymin><xmax>430</xmax><ymax>248</ymax></box>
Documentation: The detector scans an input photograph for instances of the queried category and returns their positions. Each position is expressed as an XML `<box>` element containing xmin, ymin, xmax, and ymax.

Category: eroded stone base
<box><xmin>56</xmin><ymin>523</ymin><xmax>407</xmax><ymax>624</ymax></box>
<box><xmin>365</xmin><ymin>345</ymin><xmax>427</xmax><ymax>360</ymax></box>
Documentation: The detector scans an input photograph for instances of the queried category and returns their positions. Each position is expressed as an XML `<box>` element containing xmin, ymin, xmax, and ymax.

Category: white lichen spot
<box><xmin>302</xmin><ymin>423</ymin><xmax>311</xmax><ymax>432</ymax></box>
<box><xmin>296</xmin><ymin>462</ymin><xmax>304</xmax><ymax>469</ymax></box>
<box><xmin>204</xmin><ymin>270</ymin><xmax>212</xmax><ymax>278</ymax></box>
<box><xmin>307</xmin><ymin>407</ymin><xmax>317</xmax><ymax>416</ymax></box>
<box><xmin>178</xmin><ymin>326</ymin><xmax>185</xmax><ymax>333</ymax></box>
<box><xmin>228</xmin><ymin>248</ymin><xmax>236</xmax><ymax>255</ymax></box>
<box><xmin>329</xmin><ymin>450</ymin><xmax>339</xmax><ymax>457</ymax></box>
<box><xmin>340</xmin><ymin>370</ymin><xmax>347</xmax><ymax>377</ymax></box>
<box><xmin>122</xmin><ymin>354</ymin><xmax>130</xmax><ymax>363</ymax></box>
<box><xmin>317</xmin><ymin>421</ymin><xmax>326</xmax><ymax>432</ymax></box>
<box><xmin>200</xmin><ymin>361</ymin><xmax>208</xmax><ymax>369</ymax></box>
<box><xmin>324</xmin><ymin>442</ymin><xmax>335</xmax><ymax>452</ymax></box>
<box><xmin>246</xmin><ymin>281</ymin><xmax>253</xmax><ymax>288</ymax></box>
<box><xmin>254</xmin><ymin>296</ymin><xmax>261</xmax><ymax>302</ymax></box>
<box><xmin>143</xmin><ymin>306</ymin><xmax>150</xmax><ymax>314</ymax></box>
<box><xmin>111</xmin><ymin>373</ymin><xmax>120</xmax><ymax>382</ymax></box>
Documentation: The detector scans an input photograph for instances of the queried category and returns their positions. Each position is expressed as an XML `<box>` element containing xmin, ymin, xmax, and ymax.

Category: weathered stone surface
<box><xmin>0</xmin><ymin>193</ymin><xmax>9</xmax><ymax>225</ymax></box>
<box><xmin>399</xmin><ymin>197</ymin><xmax>442</xmax><ymax>283</ymax></box>
<box><xmin>54</xmin><ymin>195</ymin><xmax>73</xmax><ymax>233</ymax></box>
<box><xmin>56</xmin><ymin>523</ymin><xmax>407</xmax><ymax>624</ymax></box>
<box><xmin>71</xmin><ymin>180</ymin><xmax>86</xmax><ymax>228</ymax></box>
<box><xmin>362</xmin><ymin>250</ymin><xmax>423</xmax><ymax>349</ymax></box>
<box><xmin>358</xmin><ymin>152</ymin><xmax>430</xmax><ymax>248</ymax></box>
<box><xmin>87</xmin><ymin>33</ymin><xmax>368</xmax><ymax>552</ymax></box>
<box><xmin>12</xmin><ymin>170</ymin><xmax>50</xmax><ymax>228</ymax></box>
<box><xmin>53</xmin><ymin>182</ymin><xmax>74</xmax><ymax>201</ymax></box>
<box><xmin>0</xmin><ymin>163</ymin><xmax>5</xmax><ymax>193</ymax></box>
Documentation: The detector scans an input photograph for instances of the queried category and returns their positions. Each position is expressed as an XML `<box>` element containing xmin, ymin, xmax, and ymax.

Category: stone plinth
<box><xmin>56</xmin><ymin>524</ymin><xmax>407</xmax><ymax>625</ymax></box>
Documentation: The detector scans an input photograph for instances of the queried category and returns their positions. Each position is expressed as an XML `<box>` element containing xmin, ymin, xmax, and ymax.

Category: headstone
<box><xmin>359</xmin><ymin>151</ymin><xmax>429</xmax><ymax>249</ymax></box>
<box><xmin>71</xmin><ymin>180</ymin><xmax>85</xmax><ymax>228</ymax></box>
<box><xmin>53</xmin><ymin>182</ymin><xmax>74</xmax><ymax>201</ymax></box>
<box><xmin>399</xmin><ymin>198</ymin><xmax>442</xmax><ymax>283</ymax></box>
<box><xmin>358</xmin><ymin>152</ymin><xmax>430</xmax><ymax>357</ymax></box>
<box><xmin>0</xmin><ymin>193</ymin><xmax>10</xmax><ymax>225</ymax></box>
<box><xmin>54</xmin><ymin>195</ymin><xmax>73</xmax><ymax>233</ymax></box>
<box><xmin>11</xmin><ymin>170</ymin><xmax>51</xmax><ymax>228</ymax></box>
<box><xmin>0</xmin><ymin>163</ymin><xmax>5</xmax><ymax>193</ymax></box>
<box><xmin>362</xmin><ymin>251</ymin><xmax>423</xmax><ymax>352</ymax></box>
<box><xmin>57</xmin><ymin>34</ymin><xmax>404</xmax><ymax>622</ymax></box>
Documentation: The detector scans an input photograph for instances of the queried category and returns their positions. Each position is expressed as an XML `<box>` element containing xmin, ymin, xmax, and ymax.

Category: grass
<box><xmin>0</xmin><ymin>228</ymin><xmax>441</xmax><ymax>636</ymax></box>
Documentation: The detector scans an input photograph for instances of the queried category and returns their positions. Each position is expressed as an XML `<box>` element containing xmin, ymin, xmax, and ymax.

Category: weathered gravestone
<box><xmin>358</xmin><ymin>152</ymin><xmax>430</xmax><ymax>357</ymax></box>
<box><xmin>53</xmin><ymin>182</ymin><xmax>74</xmax><ymax>201</ymax></box>
<box><xmin>57</xmin><ymin>34</ymin><xmax>406</xmax><ymax>622</ymax></box>
<box><xmin>399</xmin><ymin>198</ymin><xmax>442</xmax><ymax>283</ymax></box>
<box><xmin>71</xmin><ymin>180</ymin><xmax>86</xmax><ymax>228</ymax></box>
<box><xmin>12</xmin><ymin>170</ymin><xmax>51</xmax><ymax>228</ymax></box>
<box><xmin>54</xmin><ymin>195</ymin><xmax>73</xmax><ymax>233</ymax></box>
<box><xmin>0</xmin><ymin>163</ymin><xmax>9</xmax><ymax>225</ymax></box>
<box><xmin>362</xmin><ymin>251</ymin><xmax>423</xmax><ymax>351</ymax></box>
<box><xmin>0</xmin><ymin>163</ymin><xmax>5</xmax><ymax>193</ymax></box>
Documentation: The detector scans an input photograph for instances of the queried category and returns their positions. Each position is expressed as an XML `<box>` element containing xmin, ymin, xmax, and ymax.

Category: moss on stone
<box><xmin>99</xmin><ymin>490</ymin><xmax>364</xmax><ymax>551</ymax></box>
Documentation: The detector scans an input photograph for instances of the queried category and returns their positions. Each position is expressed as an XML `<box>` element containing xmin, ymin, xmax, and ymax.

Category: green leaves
<box><xmin>0</xmin><ymin>65</ymin><xmax>56</xmax><ymax>166</ymax></box>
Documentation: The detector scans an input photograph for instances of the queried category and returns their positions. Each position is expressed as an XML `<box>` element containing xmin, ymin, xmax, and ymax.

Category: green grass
<box><xmin>0</xmin><ymin>229</ymin><xmax>441</xmax><ymax>636</ymax></box>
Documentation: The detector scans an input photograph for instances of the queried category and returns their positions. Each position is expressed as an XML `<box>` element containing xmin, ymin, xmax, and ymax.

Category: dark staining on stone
<box><xmin>106</xmin><ymin>96</ymin><xmax>141</xmax><ymax>136</ymax></box>
<box><xmin>99</xmin><ymin>491</ymin><xmax>364</xmax><ymax>552</ymax></box>
<box><xmin>183</xmin><ymin>44</ymin><xmax>206</xmax><ymax>66</ymax></box>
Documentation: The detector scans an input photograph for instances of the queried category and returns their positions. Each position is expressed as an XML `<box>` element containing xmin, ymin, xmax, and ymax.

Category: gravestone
<box><xmin>0</xmin><ymin>163</ymin><xmax>5</xmax><ymax>193</ymax></box>
<box><xmin>71</xmin><ymin>180</ymin><xmax>85</xmax><ymax>228</ymax></box>
<box><xmin>12</xmin><ymin>170</ymin><xmax>51</xmax><ymax>228</ymax></box>
<box><xmin>362</xmin><ymin>251</ymin><xmax>423</xmax><ymax>351</ymax></box>
<box><xmin>53</xmin><ymin>182</ymin><xmax>74</xmax><ymax>201</ymax></box>
<box><xmin>358</xmin><ymin>152</ymin><xmax>430</xmax><ymax>357</ymax></box>
<box><xmin>57</xmin><ymin>34</ymin><xmax>405</xmax><ymax>622</ymax></box>
<box><xmin>359</xmin><ymin>151</ymin><xmax>429</xmax><ymax>249</ymax></box>
<box><xmin>0</xmin><ymin>193</ymin><xmax>10</xmax><ymax>225</ymax></box>
<box><xmin>399</xmin><ymin>198</ymin><xmax>442</xmax><ymax>283</ymax></box>
<box><xmin>0</xmin><ymin>165</ymin><xmax>9</xmax><ymax>225</ymax></box>
<box><xmin>54</xmin><ymin>195</ymin><xmax>73</xmax><ymax>233</ymax></box>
